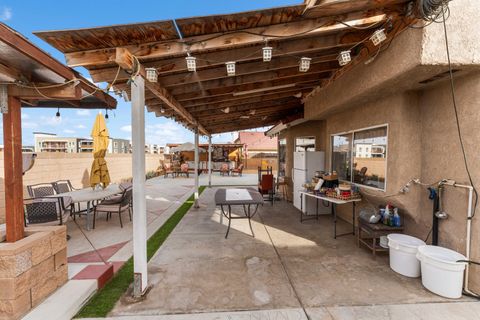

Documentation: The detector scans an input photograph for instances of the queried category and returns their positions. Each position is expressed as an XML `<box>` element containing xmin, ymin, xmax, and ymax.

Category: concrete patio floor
<box><xmin>107</xmin><ymin>187</ymin><xmax>479</xmax><ymax>320</ymax></box>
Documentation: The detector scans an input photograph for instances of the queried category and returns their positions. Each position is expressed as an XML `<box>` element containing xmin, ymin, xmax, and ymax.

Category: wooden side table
<box><xmin>357</xmin><ymin>217</ymin><xmax>404</xmax><ymax>256</ymax></box>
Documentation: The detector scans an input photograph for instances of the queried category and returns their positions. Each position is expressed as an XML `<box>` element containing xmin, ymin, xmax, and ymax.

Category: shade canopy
<box><xmin>35</xmin><ymin>0</ymin><xmax>415</xmax><ymax>134</ymax></box>
<box><xmin>90</xmin><ymin>113</ymin><xmax>111</xmax><ymax>188</ymax></box>
<box><xmin>171</xmin><ymin>142</ymin><xmax>206</xmax><ymax>153</ymax></box>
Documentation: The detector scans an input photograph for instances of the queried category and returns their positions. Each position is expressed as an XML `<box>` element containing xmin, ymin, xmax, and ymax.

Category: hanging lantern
<box><xmin>262</xmin><ymin>46</ymin><xmax>273</xmax><ymax>62</ymax></box>
<box><xmin>370</xmin><ymin>29</ymin><xmax>387</xmax><ymax>46</ymax></box>
<box><xmin>299</xmin><ymin>57</ymin><xmax>312</xmax><ymax>72</ymax></box>
<box><xmin>337</xmin><ymin>50</ymin><xmax>352</xmax><ymax>66</ymax></box>
<box><xmin>225</xmin><ymin>61</ymin><xmax>236</xmax><ymax>76</ymax></box>
<box><xmin>186</xmin><ymin>56</ymin><xmax>197</xmax><ymax>72</ymax></box>
<box><xmin>145</xmin><ymin>68</ymin><xmax>158</xmax><ymax>83</ymax></box>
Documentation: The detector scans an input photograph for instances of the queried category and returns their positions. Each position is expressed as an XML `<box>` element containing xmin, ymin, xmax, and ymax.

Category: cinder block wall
<box><xmin>0</xmin><ymin>152</ymin><xmax>164</xmax><ymax>224</ymax></box>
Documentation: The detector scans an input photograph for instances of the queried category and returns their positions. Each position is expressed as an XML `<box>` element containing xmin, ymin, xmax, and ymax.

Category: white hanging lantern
<box><xmin>145</xmin><ymin>68</ymin><xmax>158</xmax><ymax>83</ymax></box>
<box><xmin>337</xmin><ymin>50</ymin><xmax>352</xmax><ymax>66</ymax></box>
<box><xmin>225</xmin><ymin>61</ymin><xmax>236</xmax><ymax>76</ymax></box>
<box><xmin>262</xmin><ymin>46</ymin><xmax>273</xmax><ymax>62</ymax></box>
<box><xmin>299</xmin><ymin>57</ymin><xmax>311</xmax><ymax>72</ymax></box>
<box><xmin>370</xmin><ymin>29</ymin><xmax>387</xmax><ymax>46</ymax></box>
<box><xmin>185</xmin><ymin>56</ymin><xmax>197</xmax><ymax>72</ymax></box>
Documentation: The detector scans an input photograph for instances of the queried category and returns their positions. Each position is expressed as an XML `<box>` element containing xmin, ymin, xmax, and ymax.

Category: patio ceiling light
<box><xmin>232</xmin><ymin>83</ymin><xmax>296</xmax><ymax>96</ymax></box>
<box><xmin>338</xmin><ymin>50</ymin><xmax>352</xmax><ymax>66</ymax></box>
<box><xmin>240</xmin><ymin>115</ymin><xmax>250</xmax><ymax>119</ymax></box>
<box><xmin>221</xmin><ymin>107</ymin><xmax>230</xmax><ymax>114</ymax></box>
<box><xmin>160</xmin><ymin>107</ymin><xmax>165</xmax><ymax>113</ymax></box>
<box><xmin>185</xmin><ymin>56</ymin><xmax>197</xmax><ymax>72</ymax></box>
<box><xmin>299</xmin><ymin>57</ymin><xmax>312</xmax><ymax>72</ymax></box>
<box><xmin>262</xmin><ymin>46</ymin><xmax>273</xmax><ymax>62</ymax></box>
<box><xmin>145</xmin><ymin>68</ymin><xmax>158</xmax><ymax>83</ymax></box>
<box><xmin>55</xmin><ymin>107</ymin><xmax>61</xmax><ymax>119</ymax></box>
<box><xmin>225</xmin><ymin>61</ymin><xmax>236</xmax><ymax>76</ymax></box>
<box><xmin>370</xmin><ymin>29</ymin><xmax>387</xmax><ymax>46</ymax></box>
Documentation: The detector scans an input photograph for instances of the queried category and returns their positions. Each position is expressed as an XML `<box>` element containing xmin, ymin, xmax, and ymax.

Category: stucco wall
<box><xmin>0</xmin><ymin>152</ymin><xmax>163</xmax><ymax>223</ymax></box>
<box><xmin>279</xmin><ymin>120</ymin><xmax>326</xmax><ymax>198</ymax></box>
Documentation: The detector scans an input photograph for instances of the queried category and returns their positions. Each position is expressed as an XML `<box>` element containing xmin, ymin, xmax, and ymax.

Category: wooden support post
<box><xmin>3</xmin><ymin>96</ymin><xmax>24</xmax><ymax>242</ymax></box>
<box><xmin>131</xmin><ymin>76</ymin><xmax>148</xmax><ymax>297</ymax></box>
<box><xmin>194</xmin><ymin>127</ymin><xmax>200</xmax><ymax>208</ymax></box>
<box><xmin>208</xmin><ymin>135</ymin><xmax>212</xmax><ymax>188</ymax></box>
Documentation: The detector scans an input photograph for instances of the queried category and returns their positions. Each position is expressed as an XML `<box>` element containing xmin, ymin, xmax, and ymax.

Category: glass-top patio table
<box><xmin>52</xmin><ymin>184</ymin><xmax>121</xmax><ymax>231</ymax></box>
<box><xmin>215</xmin><ymin>188</ymin><xmax>264</xmax><ymax>238</ymax></box>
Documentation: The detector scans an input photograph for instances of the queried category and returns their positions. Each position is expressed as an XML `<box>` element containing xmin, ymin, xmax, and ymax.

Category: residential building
<box><xmin>34</xmin><ymin>132</ymin><xmax>80</xmax><ymax>153</ymax></box>
<box><xmin>235</xmin><ymin>131</ymin><xmax>278</xmax><ymax>170</ymax></box>
<box><xmin>109</xmin><ymin>138</ymin><xmax>130</xmax><ymax>154</ymax></box>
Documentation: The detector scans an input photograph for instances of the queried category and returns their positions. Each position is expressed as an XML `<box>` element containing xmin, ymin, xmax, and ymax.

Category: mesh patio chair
<box><xmin>220</xmin><ymin>163</ymin><xmax>230</xmax><ymax>176</ymax></box>
<box><xmin>178</xmin><ymin>163</ymin><xmax>189</xmax><ymax>178</ymax></box>
<box><xmin>27</xmin><ymin>183</ymin><xmax>56</xmax><ymax>198</ymax></box>
<box><xmin>24</xmin><ymin>197</ymin><xmax>70</xmax><ymax>226</ymax></box>
<box><xmin>93</xmin><ymin>188</ymin><xmax>133</xmax><ymax>228</ymax></box>
<box><xmin>231</xmin><ymin>163</ymin><xmax>244</xmax><ymax>177</ymax></box>
<box><xmin>53</xmin><ymin>180</ymin><xmax>78</xmax><ymax>194</ymax></box>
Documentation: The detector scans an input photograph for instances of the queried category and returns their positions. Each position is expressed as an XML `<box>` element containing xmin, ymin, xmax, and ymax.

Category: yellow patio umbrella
<box><xmin>90</xmin><ymin>112</ymin><xmax>111</xmax><ymax>188</ymax></box>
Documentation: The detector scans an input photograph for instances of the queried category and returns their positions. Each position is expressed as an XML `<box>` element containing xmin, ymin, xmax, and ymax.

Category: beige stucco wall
<box><xmin>0</xmin><ymin>152</ymin><xmax>163</xmax><ymax>224</ymax></box>
<box><xmin>295</xmin><ymin>1</ymin><xmax>480</xmax><ymax>292</ymax></box>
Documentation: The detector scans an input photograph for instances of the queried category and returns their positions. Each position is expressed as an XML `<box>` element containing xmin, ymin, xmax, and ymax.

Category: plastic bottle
<box><xmin>383</xmin><ymin>206</ymin><xmax>390</xmax><ymax>225</ymax></box>
<box><xmin>393</xmin><ymin>208</ymin><xmax>401</xmax><ymax>227</ymax></box>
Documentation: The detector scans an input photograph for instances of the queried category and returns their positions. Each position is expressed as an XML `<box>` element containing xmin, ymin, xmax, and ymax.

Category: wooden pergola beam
<box><xmin>63</xmin><ymin>12</ymin><xmax>388</xmax><ymax>68</ymax></box>
<box><xmin>176</xmin><ymin>75</ymin><xmax>325</xmax><ymax>102</ymax></box>
<box><xmin>189</xmin><ymin>97</ymin><xmax>300</xmax><ymax>116</ymax></box>
<box><xmin>0</xmin><ymin>23</ymin><xmax>116</xmax><ymax>108</ymax></box>
<box><xmin>114</xmin><ymin>48</ymin><xmax>208</xmax><ymax>135</ymax></box>
<box><xmin>196</xmin><ymin>102</ymin><xmax>301</xmax><ymax>121</ymax></box>
<box><xmin>181</xmin><ymin>87</ymin><xmax>314</xmax><ymax>109</ymax></box>
<box><xmin>8</xmin><ymin>82</ymin><xmax>81</xmax><ymax>100</ymax></box>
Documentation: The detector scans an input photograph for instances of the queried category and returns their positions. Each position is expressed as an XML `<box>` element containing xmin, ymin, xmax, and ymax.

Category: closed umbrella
<box><xmin>90</xmin><ymin>113</ymin><xmax>111</xmax><ymax>188</ymax></box>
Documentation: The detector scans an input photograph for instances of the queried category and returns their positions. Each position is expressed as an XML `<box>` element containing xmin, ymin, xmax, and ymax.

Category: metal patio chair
<box><xmin>93</xmin><ymin>187</ymin><xmax>133</xmax><ymax>228</ymax></box>
<box><xmin>24</xmin><ymin>197</ymin><xmax>70</xmax><ymax>226</ymax></box>
<box><xmin>27</xmin><ymin>183</ymin><xmax>56</xmax><ymax>198</ymax></box>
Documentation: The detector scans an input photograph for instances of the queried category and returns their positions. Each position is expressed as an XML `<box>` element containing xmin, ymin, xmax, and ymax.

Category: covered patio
<box><xmin>29</xmin><ymin>0</ymin><xmax>480</xmax><ymax>318</ymax></box>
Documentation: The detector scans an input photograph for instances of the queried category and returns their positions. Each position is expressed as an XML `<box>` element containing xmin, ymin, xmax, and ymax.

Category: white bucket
<box><xmin>416</xmin><ymin>245</ymin><xmax>467</xmax><ymax>299</ymax></box>
<box><xmin>388</xmin><ymin>234</ymin><xmax>425</xmax><ymax>277</ymax></box>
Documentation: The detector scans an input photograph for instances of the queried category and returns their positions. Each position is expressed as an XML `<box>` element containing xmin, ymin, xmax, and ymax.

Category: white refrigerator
<box><xmin>293</xmin><ymin>151</ymin><xmax>328</xmax><ymax>214</ymax></box>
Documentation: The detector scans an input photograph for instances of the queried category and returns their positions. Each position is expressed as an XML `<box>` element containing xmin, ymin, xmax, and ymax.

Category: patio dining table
<box><xmin>52</xmin><ymin>184</ymin><xmax>121</xmax><ymax>231</ymax></box>
<box><xmin>215</xmin><ymin>188</ymin><xmax>264</xmax><ymax>238</ymax></box>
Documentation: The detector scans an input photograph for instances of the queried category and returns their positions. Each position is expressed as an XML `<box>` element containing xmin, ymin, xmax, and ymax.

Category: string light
<box><xmin>55</xmin><ymin>107</ymin><xmax>61</xmax><ymax>118</ymax></box>
<box><xmin>225</xmin><ymin>61</ymin><xmax>236</xmax><ymax>76</ymax></box>
<box><xmin>145</xmin><ymin>68</ymin><xmax>158</xmax><ymax>83</ymax></box>
<box><xmin>262</xmin><ymin>46</ymin><xmax>273</xmax><ymax>62</ymax></box>
<box><xmin>337</xmin><ymin>50</ymin><xmax>352</xmax><ymax>66</ymax></box>
<box><xmin>186</xmin><ymin>56</ymin><xmax>197</xmax><ymax>72</ymax></box>
<box><xmin>370</xmin><ymin>28</ymin><xmax>387</xmax><ymax>46</ymax></box>
<box><xmin>160</xmin><ymin>107</ymin><xmax>165</xmax><ymax>113</ymax></box>
<box><xmin>105</xmin><ymin>109</ymin><xmax>109</xmax><ymax>119</ymax></box>
<box><xmin>299</xmin><ymin>57</ymin><xmax>311</xmax><ymax>72</ymax></box>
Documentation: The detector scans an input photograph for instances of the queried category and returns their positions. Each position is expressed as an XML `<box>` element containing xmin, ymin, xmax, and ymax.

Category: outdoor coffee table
<box><xmin>214</xmin><ymin>188</ymin><xmax>264</xmax><ymax>238</ymax></box>
<box><xmin>53</xmin><ymin>184</ymin><xmax>121</xmax><ymax>231</ymax></box>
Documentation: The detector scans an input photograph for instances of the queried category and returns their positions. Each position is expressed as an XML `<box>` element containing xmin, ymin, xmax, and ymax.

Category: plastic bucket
<box><xmin>416</xmin><ymin>245</ymin><xmax>467</xmax><ymax>299</ymax></box>
<box><xmin>387</xmin><ymin>234</ymin><xmax>425</xmax><ymax>277</ymax></box>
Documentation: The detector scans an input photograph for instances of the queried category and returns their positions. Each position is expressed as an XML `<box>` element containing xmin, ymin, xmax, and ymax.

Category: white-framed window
<box><xmin>331</xmin><ymin>124</ymin><xmax>388</xmax><ymax>190</ymax></box>
<box><xmin>295</xmin><ymin>136</ymin><xmax>315</xmax><ymax>152</ymax></box>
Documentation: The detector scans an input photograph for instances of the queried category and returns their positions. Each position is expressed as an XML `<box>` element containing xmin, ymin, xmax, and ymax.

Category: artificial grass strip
<box><xmin>75</xmin><ymin>186</ymin><xmax>206</xmax><ymax>318</ymax></box>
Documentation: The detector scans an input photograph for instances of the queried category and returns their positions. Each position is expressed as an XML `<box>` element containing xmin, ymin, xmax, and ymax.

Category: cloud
<box><xmin>63</xmin><ymin>129</ymin><xmax>76</xmax><ymax>134</ymax></box>
<box><xmin>75</xmin><ymin>124</ymin><xmax>86</xmax><ymax>129</ymax></box>
<box><xmin>145</xmin><ymin>121</ymin><xmax>192</xmax><ymax>146</ymax></box>
<box><xmin>40</xmin><ymin>115</ymin><xmax>63</xmax><ymax>127</ymax></box>
<box><xmin>0</xmin><ymin>7</ymin><xmax>12</xmax><ymax>21</ymax></box>
<box><xmin>120</xmin><ymin>125</ymin><xmax>132</xmax><ymax>132</ymax></box>
<box><xmin>21</xmin><ymin>113</ymin><xmax>30</xmax><ymax>120</ymax></box>
<box><xmin>76</xmin><ymin>110</ymin><xmax>91</xmax><ymax>116</ymax></box>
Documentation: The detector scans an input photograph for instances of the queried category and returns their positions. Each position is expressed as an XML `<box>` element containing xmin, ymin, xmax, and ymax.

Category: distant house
<box><xmin>235</xmin><ymin>131</ymin><xmax>278</xmax><ymax>159</ymax></box>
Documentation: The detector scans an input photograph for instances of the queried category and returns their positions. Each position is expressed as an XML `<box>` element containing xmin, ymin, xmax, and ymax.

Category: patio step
<box><xmin>22</xmin><ymin>279</ymin><xmax>97</xmax><ymax>320</ymax></box>
<box><xmin>73</xmin><ymin>263</ymin><xmax>115</xmax><ymax>289</ymax></box>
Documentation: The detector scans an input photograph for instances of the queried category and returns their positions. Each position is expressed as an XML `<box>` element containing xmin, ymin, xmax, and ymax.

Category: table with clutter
<box><xmin>299</xmin><ymin>172</ymin><xmax>362</xmax><ymax>239</ymax></box>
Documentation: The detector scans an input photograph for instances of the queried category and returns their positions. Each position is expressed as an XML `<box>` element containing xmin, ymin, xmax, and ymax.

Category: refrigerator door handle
<box><xmin>291</xmin><ymin>168</ymin><xmax>294</xmax><ymax>183</ymax></box>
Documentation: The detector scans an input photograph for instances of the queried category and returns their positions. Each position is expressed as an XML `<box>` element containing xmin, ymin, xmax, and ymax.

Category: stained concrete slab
<box><xmin>108</xmin><ymin>187</ymin><xmax>477</xmax><ymax>318</ymax></box>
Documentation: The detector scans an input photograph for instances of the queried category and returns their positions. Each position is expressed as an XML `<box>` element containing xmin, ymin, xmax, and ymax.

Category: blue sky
<box><xmin>0</xmin><ymin>0</ymin><xmax>299</xmax><ymax>146</ymax></box>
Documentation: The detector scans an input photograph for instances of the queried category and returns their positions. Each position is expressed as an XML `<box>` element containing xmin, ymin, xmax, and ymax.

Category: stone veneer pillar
<box><xmin>0</xmin><ymin>226</ymin><xmax>68</xmax><ymax>319</ymax></box>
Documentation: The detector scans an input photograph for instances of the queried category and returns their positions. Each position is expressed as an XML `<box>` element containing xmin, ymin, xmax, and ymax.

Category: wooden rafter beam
<box><xmin>181</xmin><ymin>87</ymin><xmax>314</xmax><ymax>109</ymax></box>
<box><xmin>176</xmin><ymin>74</ymin><xmax>326</xmax><ymax>102</ymax></box>
<box><xmin>196</xmin><ymin>102</ymin><xmax>301</xmax><ymax>121</ymax></box>
<box><xmin>63</xmin><ymin>11</ymin><xmax>389</xmax><ymax>68</ymax></box>
<box><xmin>0</xmin><ymin>23</ymin><xmax>116</xmax><ymax>108</ymax></box>
<box><xmin>7</xmin><ymin>82</ymin><xmax>81</xmax><ymax>100</ymax></box>
<box><xmin>189</xmin><ymin>97</ymin><xmax>300</xmax><ymax>116</ymax></box>
<box><xmin>114</xmin><ymin>47</ymin><xmax>208</xmax><ymax>135</ymax></box>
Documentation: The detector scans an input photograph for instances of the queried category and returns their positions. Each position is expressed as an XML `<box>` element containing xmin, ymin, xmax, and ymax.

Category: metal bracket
<box><xmin>0</xmin><ymin>84</ymin><xmax>8</xmax><ymax>114</ymax></box>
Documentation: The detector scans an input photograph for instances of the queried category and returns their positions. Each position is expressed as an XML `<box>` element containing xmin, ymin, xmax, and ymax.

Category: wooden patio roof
<box><xmin>0</xmin><ymin>23</ymin><xmax>116</xmax><ymax>110</ymax></box>
<box><xmin>34</xmin><ymin>0</ymin><xmax>416</xmax><ymax>135</ymax></box>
